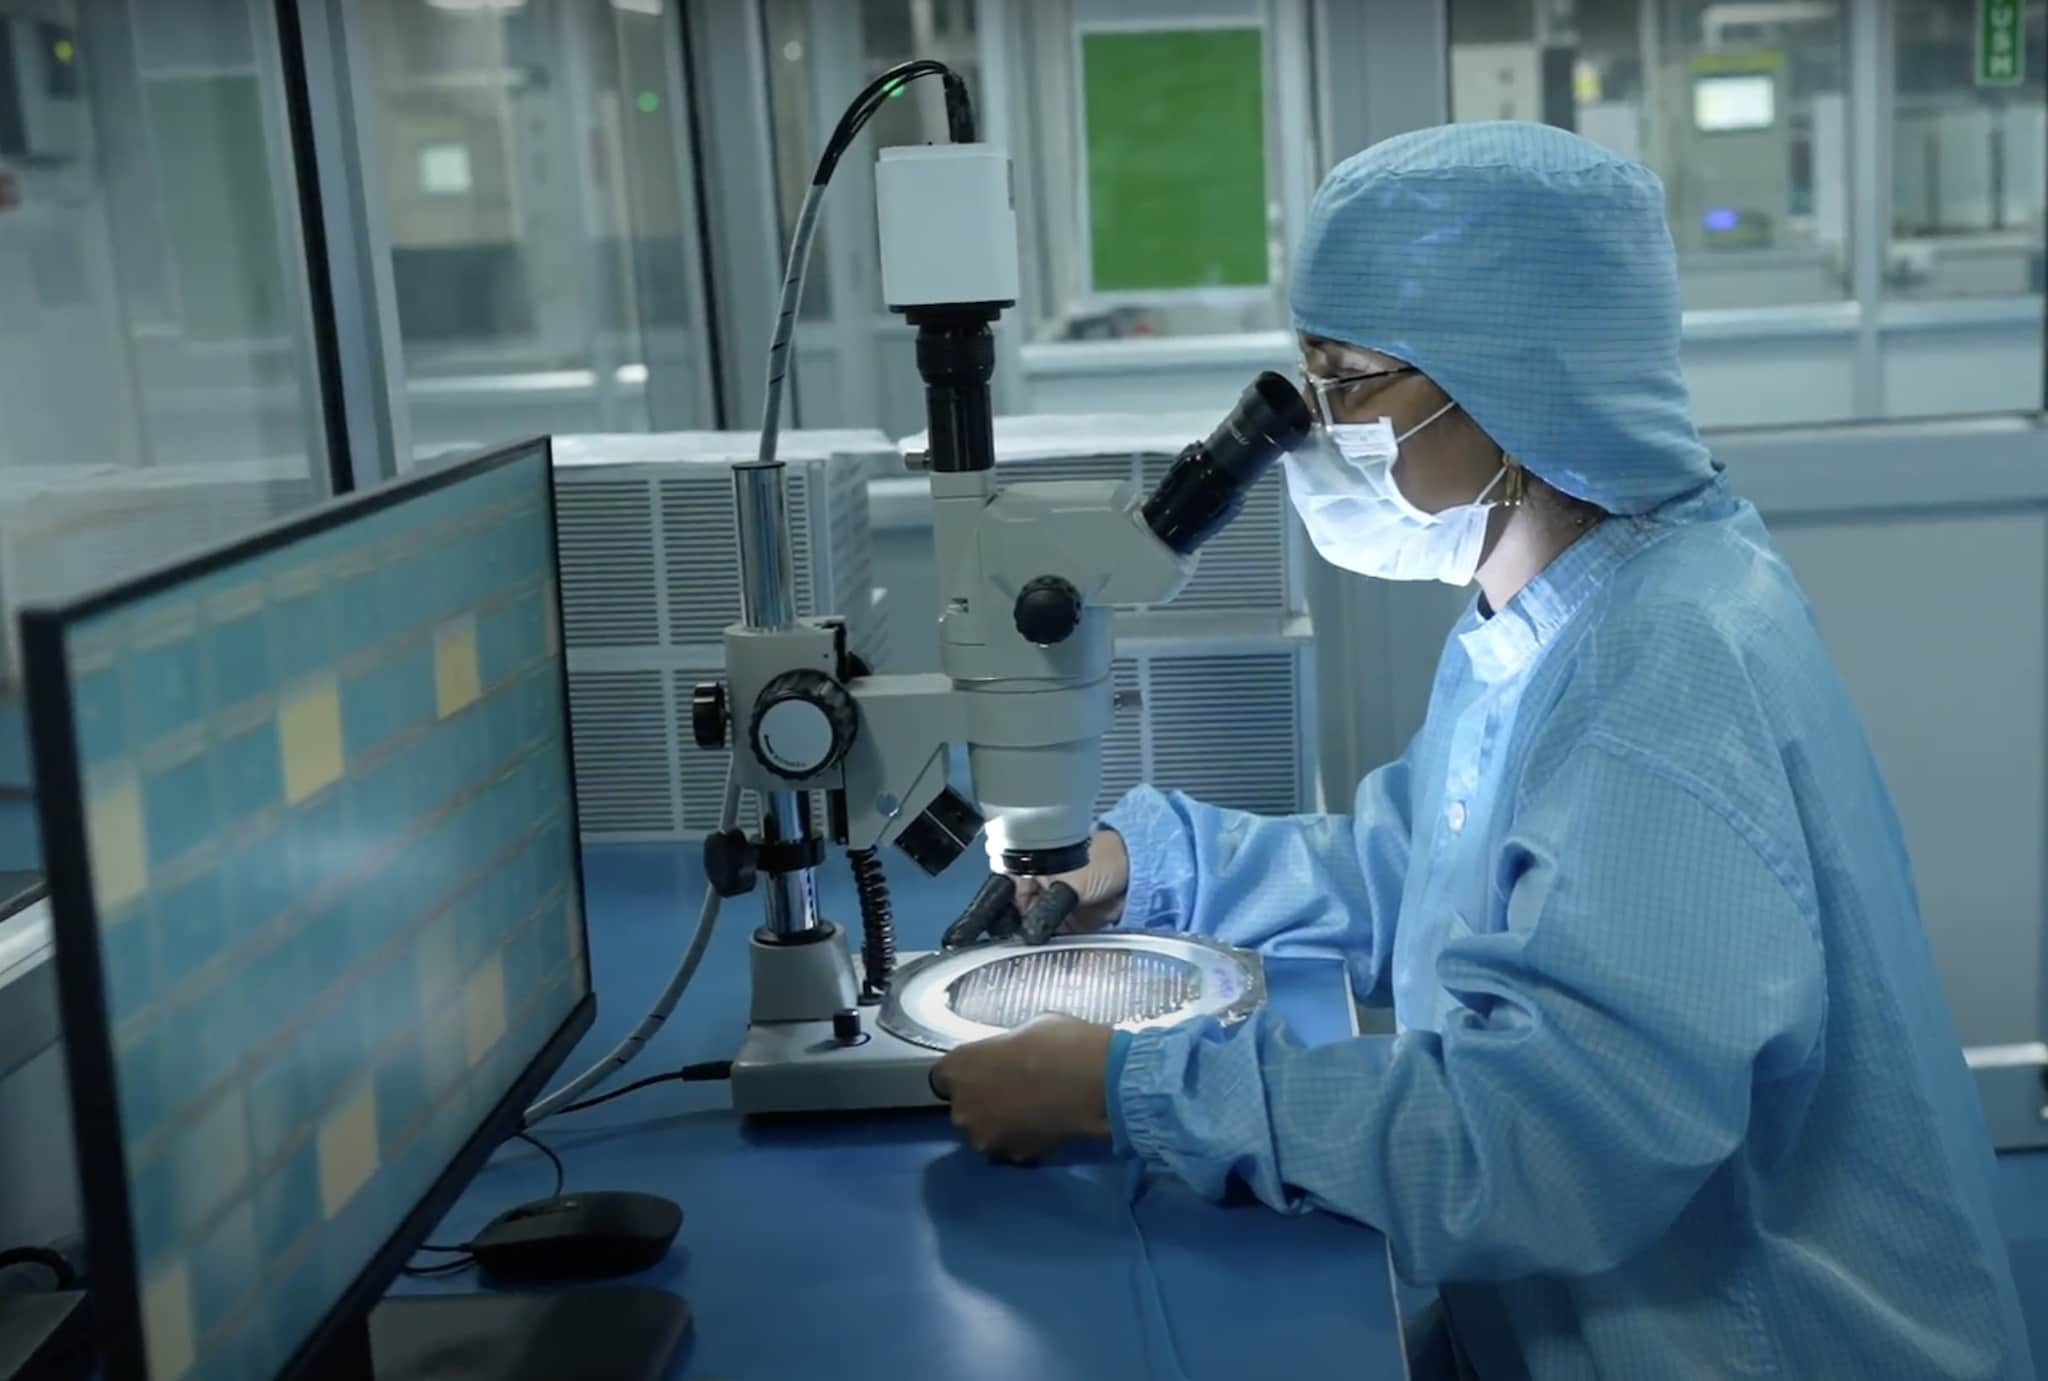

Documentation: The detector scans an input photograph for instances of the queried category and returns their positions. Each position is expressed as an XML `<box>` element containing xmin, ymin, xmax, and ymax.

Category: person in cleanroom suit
<box><xmin>932</xmin><ymin>122</ymin><xmax>2036</xmax><ymax>1380</ymax></box>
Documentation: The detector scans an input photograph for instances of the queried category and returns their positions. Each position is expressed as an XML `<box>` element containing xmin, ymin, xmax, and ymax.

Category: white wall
<box><xmin>991</xmin><ymin>314</ymin><xmax>2045</xmax><ymax>429</ymax></box>
<box><xmin>1770</xmin><ymin>511</ymin><xmax>2046</xmax><ymax>1048</ymax></box>
<box><xmin>1881</xmin><ymin>308</ymin><xmax>2046</xmax><ymax>420</ymax></box>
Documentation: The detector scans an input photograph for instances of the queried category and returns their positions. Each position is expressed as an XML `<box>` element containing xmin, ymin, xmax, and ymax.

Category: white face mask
<box><xmin>1283</xmin><ymin>399</ymin><xmax>1507</xmax><ymax>586</ymax></box>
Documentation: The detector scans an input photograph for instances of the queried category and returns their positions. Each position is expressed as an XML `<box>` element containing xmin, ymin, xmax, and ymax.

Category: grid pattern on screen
<box><xmin>57</xmin><ymin>449</ymin><xmax>590</xmax><ymax>1381</ymax></box>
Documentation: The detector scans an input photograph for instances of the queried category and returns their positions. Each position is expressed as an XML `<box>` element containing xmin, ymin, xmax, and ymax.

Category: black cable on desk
<box><xmin>398</xmin><ymin>1256</ymin><xmax>478</xmax><ymax>1279</ymax></box>
<box><xmin>401</xmin><ymin>1132</ymin><xmax>566</xmax><ymax>1276</ymax></box>
<box><xmin>0</xmin><ymin>1245</ymin><xmax>77</xmax><ymax>1291</ymax></box>
<box><xmin>554</xmin><ymin>1061</ymin><xmax>732</xmax><ymax>1116</ymax></box>
<box><xmin>516</xmin><ymin>1131</ymin><xmax>566</xmax><ymax>1198</ymax></box>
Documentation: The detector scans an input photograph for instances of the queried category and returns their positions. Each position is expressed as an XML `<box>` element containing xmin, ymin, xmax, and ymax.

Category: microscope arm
<box><xmin>716</xmin><ymin>368</ymin><xmax>1309</xmax><ymax>881</ymax></box>
<box><xmin>731</xmin><ymin>476</ymin><xmax>1183</xmax><ymax>869</ymax></box>
<box><xmin>837</xmin><ymin>673</ymin><xmax>962</xmax><ymax>856</ymax></box>
<box><xmin>835</xmin><ymin>669</ymin><xmax>1118</xmax><ymax>859</ymax></box>
<box><xmin>969</xmin><ymin>481</ymin><xmax>1195</xmax><ymax>611</ymax></box>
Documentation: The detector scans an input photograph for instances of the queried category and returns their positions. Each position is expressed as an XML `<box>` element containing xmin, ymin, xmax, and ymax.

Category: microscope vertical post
<box><xmin>733</xmin><ymin>461</ymin><xmax>823</xmax><ymax>938</ymax></box>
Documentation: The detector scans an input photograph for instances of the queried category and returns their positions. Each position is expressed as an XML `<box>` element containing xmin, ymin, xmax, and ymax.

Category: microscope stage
<box><xmin>730</xmin><ymin>936</ymin><xmax>1266</xmax><ymax>1116</ymax></box>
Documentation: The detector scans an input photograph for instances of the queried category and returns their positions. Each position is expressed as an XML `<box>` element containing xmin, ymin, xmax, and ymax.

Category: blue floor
<box><xmin>1995</xmin><ymin>1151</ymin><xmax>2048</xmax><ymax>1373</ymax></box>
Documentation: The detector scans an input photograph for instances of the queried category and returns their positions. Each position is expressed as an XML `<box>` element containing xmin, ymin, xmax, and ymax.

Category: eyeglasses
<box><xmin>1300</xmin><ymin>364</ymin><xmax>1418</xmax><ymax>427</ymax></box>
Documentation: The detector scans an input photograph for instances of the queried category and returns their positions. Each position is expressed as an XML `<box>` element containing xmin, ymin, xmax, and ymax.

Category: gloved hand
<box><xmin>1011</xmin><ymin>828</ymin><xmax>1130</xmax><ymax>934</ymax></box>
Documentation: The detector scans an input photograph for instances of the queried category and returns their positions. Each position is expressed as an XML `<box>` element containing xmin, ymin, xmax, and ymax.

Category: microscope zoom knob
<box><xmin>1013</xmin><ymin>575</ymin><xmax>1083</xmax><ymax>646</ymax></box>
<box><xmin>749</xmin><ymin>670</ymin><xmax>858</xmax><ymax>780</ymax></box>
<box><xmin>691</xmin><ymin>681</ymin><xmax>729</xmax><ymax>750</ymax></box>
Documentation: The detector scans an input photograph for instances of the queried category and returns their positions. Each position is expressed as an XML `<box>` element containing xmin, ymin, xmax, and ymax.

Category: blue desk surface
<box><xmin>401</xmin><ymin>845</ymin><xmax>1407</xmax><ymax>1381</ymax></box>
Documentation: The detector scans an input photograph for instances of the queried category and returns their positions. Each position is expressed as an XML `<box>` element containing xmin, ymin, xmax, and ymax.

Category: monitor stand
<box><xmin>309</xmin><ymin>1287</ymin><xmax>691</xmax><ymax>1380</ymax></box>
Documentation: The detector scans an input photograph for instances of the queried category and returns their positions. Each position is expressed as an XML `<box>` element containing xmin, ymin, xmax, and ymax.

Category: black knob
<box><xmin>692</xmin><ymin>681</ymin><xmax>729</xmax><ymax>750</ymax></box>
<box><xmin>703</xmin><ymin>829</ymin><xmax>757</xmax><ymax>898</ymax></box>
<box><xmin>749</xmin><ymin>670</ymin><xmax>858</xmax><ymax>780</ymax></box>
<box><xmin>831</xmin><ymin>1008</ymin><xmax>863</xmax><ymax>1045</ymax></box>
<box><xmin>1013</xmin><ymin>575</ymin><xmax>1082</xmax><ymax>646</ymax></box>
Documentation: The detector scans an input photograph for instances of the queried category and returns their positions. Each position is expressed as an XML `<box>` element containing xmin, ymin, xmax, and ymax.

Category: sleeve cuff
<box><xmin>1099</xmin><ymin>787</ymin><xmax>1186</xmax><ymax>929</ymax></box>
<box><xmin>1107</xmin><ymin>1025</ymin><xmax>1182</xmax><ymax>1164</ymax></box>
<box><xmin>1103</xmin><ymin>1028</ymin><xmax>1135</xmax><ymax>1155</ymax></box>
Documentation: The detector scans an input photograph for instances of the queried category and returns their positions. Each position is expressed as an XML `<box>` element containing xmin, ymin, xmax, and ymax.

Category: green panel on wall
<box><xmin>1082</xmin><ymin>26</ymin><xmax>1269</xmax><ymax>293</ymax></box>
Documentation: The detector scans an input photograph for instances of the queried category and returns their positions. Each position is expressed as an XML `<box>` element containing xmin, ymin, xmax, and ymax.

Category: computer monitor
<box><xmin>19</xmin><ymin>440</ymin><xmax>672</xmax><ymax>1379</ymax></box>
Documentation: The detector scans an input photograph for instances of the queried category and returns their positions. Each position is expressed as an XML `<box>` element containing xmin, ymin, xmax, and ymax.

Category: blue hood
<box><xmin>1290</xmin><ymin>122</ymin><xmax>1718</xmax><ymax>516</ymax></box>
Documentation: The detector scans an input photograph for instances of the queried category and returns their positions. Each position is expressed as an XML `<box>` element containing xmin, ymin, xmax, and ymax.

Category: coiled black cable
<box><xmin>849</xmin><ymin>847</ymin><xmax>896</xmax><ymax>1003</ymax></box>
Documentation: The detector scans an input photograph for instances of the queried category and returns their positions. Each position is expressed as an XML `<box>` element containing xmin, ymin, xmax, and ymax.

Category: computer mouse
<box><xmin>466</xmin><ymin>1191</ymin><xmax>682</xmax><ymax>1283</ymax></box>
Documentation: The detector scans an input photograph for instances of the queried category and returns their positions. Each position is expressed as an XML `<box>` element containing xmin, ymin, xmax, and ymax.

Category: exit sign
<box><xmin>1979</xmin><ymin>0</ymin><xmax>2025</xmax><ymax>86</ymax></box>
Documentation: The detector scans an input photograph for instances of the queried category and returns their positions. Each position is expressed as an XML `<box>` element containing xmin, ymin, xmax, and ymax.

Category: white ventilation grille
<box><xmin>557</xmin><ymin>478</ymin><xmax>660</xmax><ymax>647</ymax></box>
<box><xmin>1140</xmin><ymin>457</ymin><xmax>1289</xmax><ymax>612</ymax></box>
<box><xmin>1097</xmin><ymin>659</ymin><xmax>1146</xmax><ymax>816</ymax></box>
<box><xmin>1145</xmin><ymin>652</ymin><xmax>1301</xmax><ymax>815</ymax></box>
<box><xmin>828</xmin><ymin>472</ymin><xmax>882</xmax><ymax>664</ymax></box>
<box><xmin>858</xmin><ymin>591</ymin><xmax>891</xmax><ymax>673</ymax></box>
<box><xmin>568</xmin><ymin>668</ymin><xmax>675</xmax><ymax>834</ymax></box>
<box><xmin>679</xmin><ymin>740</ymin><xmax>732</xmax><ymax>836</ymax></box>
<box><xmin>999</xmin><ymin>455</ymin><xmax>1141</xmax><ymax>487</ymax></box>
<box><xmin>786</xmin><ymin>476</ymin><xmax>819</xmax><ymax>621</ymax></box>
<box><xmin>659</xmin><ymin>474</ymin><xmax>744</xmax><ymax>646</ymax></box>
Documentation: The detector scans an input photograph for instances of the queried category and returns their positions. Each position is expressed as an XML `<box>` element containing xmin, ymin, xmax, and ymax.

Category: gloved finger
<box><xmin>942</xmin><ymin>873</ymin><xmax>1019</xmax><ymax>950</ymax></box>
<box><xmin>1019</xmin><ymin>881</ymin><xmax>1080</xmax><ymax>945</ymax></box>
<box><xmin>939</xmin><ymin>911</ymin><xmax>986</xmax><ymax>951</ymax></box>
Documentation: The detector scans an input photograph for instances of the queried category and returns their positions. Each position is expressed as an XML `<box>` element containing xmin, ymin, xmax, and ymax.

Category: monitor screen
<box><xmin>23</xmin><ymin>441</ymin><xmax>591</xmax><ymax>1380</ymax></box>
<box><xmin>1693</xmin><ymin>73</ymin><xmax>1775</xmax><ymax>133</ymax></box>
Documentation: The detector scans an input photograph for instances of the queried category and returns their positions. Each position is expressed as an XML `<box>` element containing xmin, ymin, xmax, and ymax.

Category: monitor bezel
<box><xmin>19</xmin><ymin>437</ymin><xmax>598</xmax><ymax>1381</ymax></box>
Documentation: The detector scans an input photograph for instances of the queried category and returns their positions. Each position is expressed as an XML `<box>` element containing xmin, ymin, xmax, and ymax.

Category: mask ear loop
<box><xmin>1393</xmin><ymin>397</ymin><xmax>1459</xmax><ymax>445</ymax></box>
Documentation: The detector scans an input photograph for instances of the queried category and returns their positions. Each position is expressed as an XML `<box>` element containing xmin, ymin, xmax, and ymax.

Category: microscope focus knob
<box><xmin>832</xmin><ymin>1008</ymin><xmax>865</xmax><ymax>1045</ymax></box>
<box><xmin>1013</xmin><ymin>575</ymin><xmax>1082</xmax><ymax>646</ymax></box>
<box><xmin>704</xmin><ymin>829</ymin><xmax>758</xmax><ymax>898</ymax></box>
<box><xmin>691</xmin><ymin>681</ymin><xmax>729</xmax><ymax>750</ymax></box>
<box><xmin>749</xmin><ymin>670</ymin><xmax>858</xmax><ymax>780</ymax></box>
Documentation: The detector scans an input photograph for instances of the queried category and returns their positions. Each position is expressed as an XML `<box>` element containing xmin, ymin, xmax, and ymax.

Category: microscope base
<box><xmin>731</xmin><ymin>1019</ymin><xmax>942</xmax><ymax>1113</ymax></box>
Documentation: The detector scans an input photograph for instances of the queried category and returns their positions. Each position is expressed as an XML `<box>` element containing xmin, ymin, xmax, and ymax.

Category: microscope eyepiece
<box><xmin>1141</xmin><ymin>370</ymin><xmax>1313</xmax><ymax>555</ymax></box>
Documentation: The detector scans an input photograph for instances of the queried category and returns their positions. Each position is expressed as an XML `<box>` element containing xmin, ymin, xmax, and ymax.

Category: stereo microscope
<box><xmin>689</xmin><ymin>125</ymin><xmax>1309</xmax><ymax>1115</ymax></box>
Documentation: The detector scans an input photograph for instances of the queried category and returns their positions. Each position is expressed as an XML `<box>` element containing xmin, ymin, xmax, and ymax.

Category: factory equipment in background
<box><xmin>1658</xmin><ymin>52</ymin><xmax>1792</xmax><ymax>252</ymax></box>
